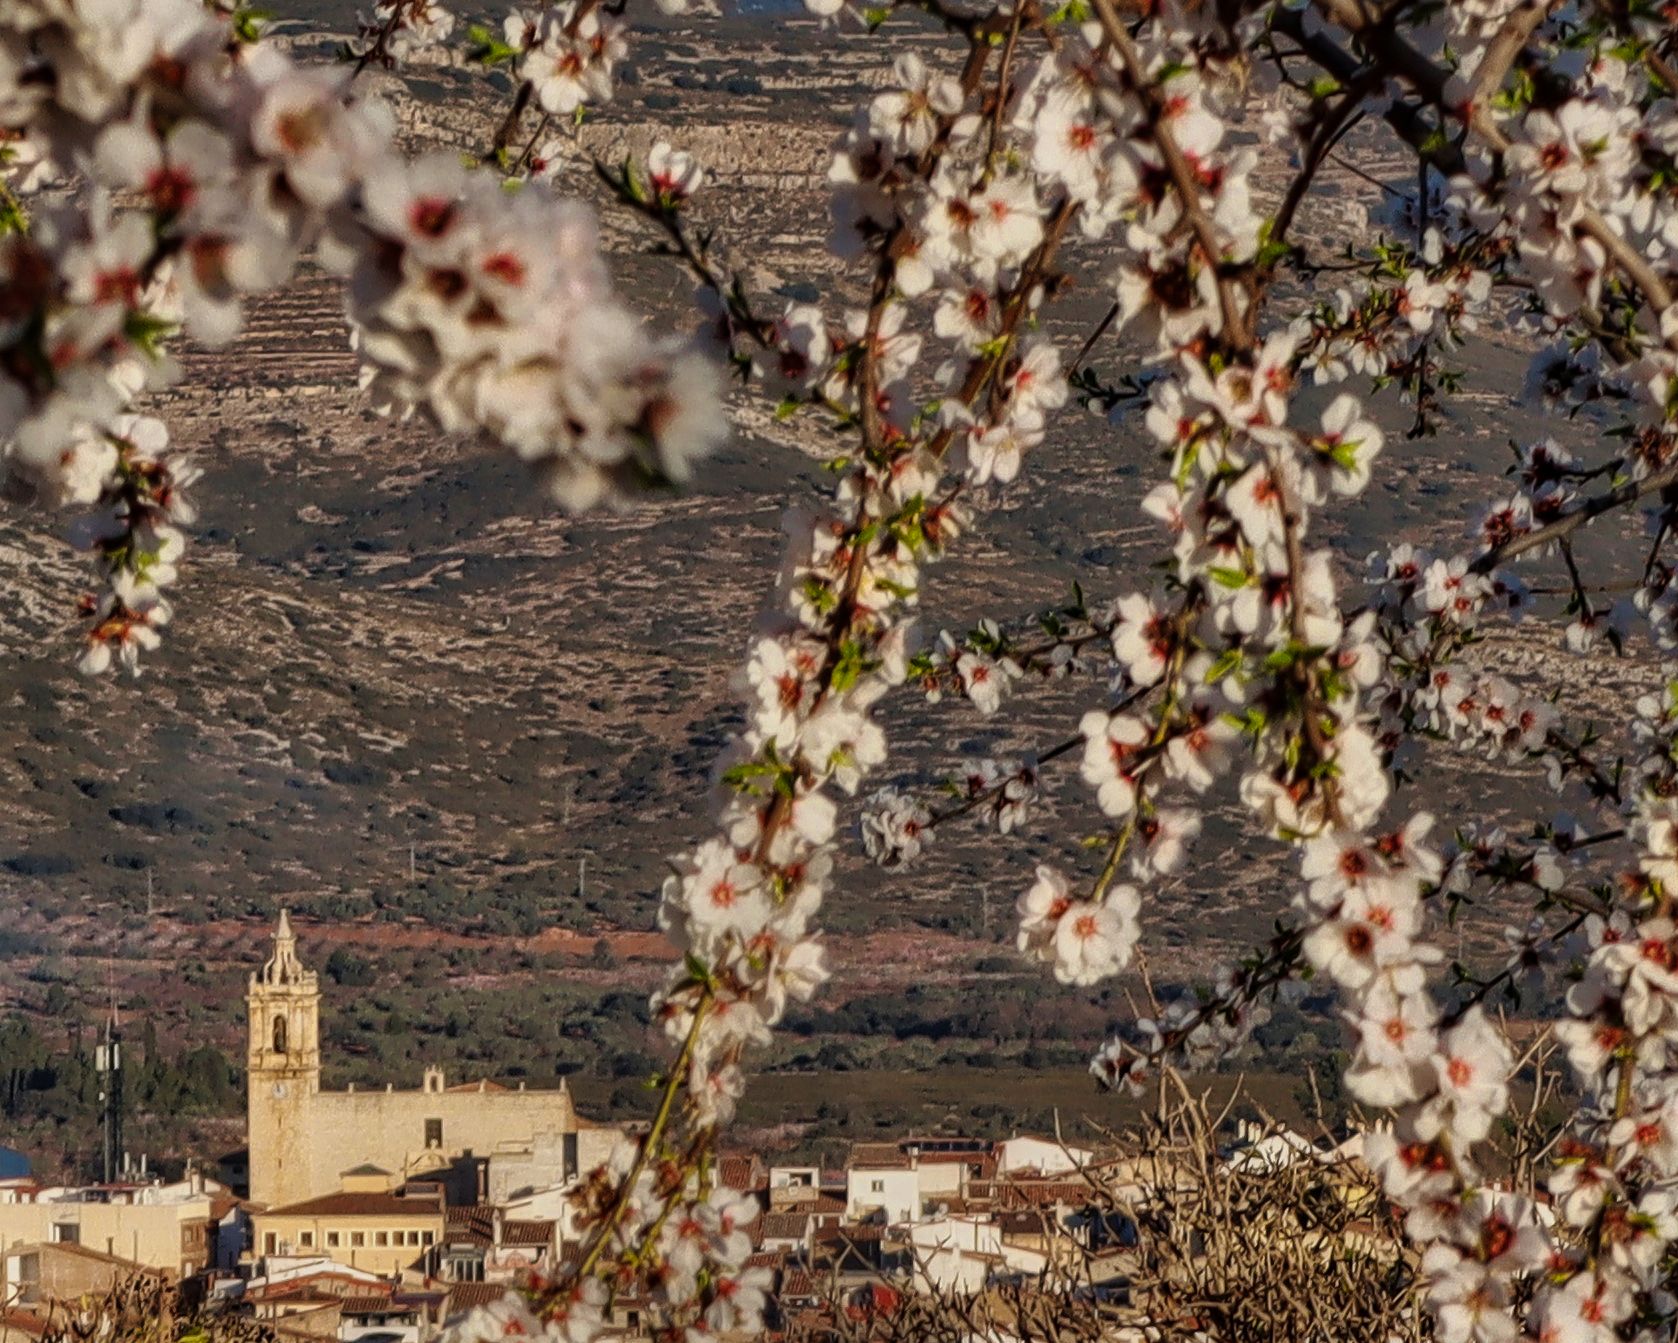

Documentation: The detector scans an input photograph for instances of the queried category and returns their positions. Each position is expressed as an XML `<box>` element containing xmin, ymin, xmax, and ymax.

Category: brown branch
<box><xmin>1468</xmin><ymin>0</ymin><xmax>1560</xmax><ymax>108</ymax></box>
<box><xmin>1090</xmin><ymin>0</ymin><xmax>1249</xmax><ymax>350</ymax></box>
<box><xmin>1469</xmin><ymin>457</ymin><xmax>1678</xmax><ymax>573</ymax></box>
<box><xmin>1310</xmin><ymin>0</ymin><xmax>1678</xmax><ymax>328</ymax></box>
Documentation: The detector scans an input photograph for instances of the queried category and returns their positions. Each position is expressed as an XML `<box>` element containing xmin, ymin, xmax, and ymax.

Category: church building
<box><xmin>247</xmin><ymin>911</ymin><xmax>622</xmax><ymax>1209</ymax></box>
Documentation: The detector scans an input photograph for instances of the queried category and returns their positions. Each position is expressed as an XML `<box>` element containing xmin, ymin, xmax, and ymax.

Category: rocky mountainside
<box><xmin>0</xmin><ymin>8</ymin><xmax>1648</xmax><ymax>1056</ymax></box>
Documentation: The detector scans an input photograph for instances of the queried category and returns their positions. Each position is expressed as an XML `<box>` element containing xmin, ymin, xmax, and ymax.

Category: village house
<box><xmin>0</xmin><ymin>1175</ymin><xmax>229</xmax><ymax>1278</ymax></box>
<box><xmin>844</xmin><ymin>1145</ymin><xmax>919</xmax><ymax>1227</ymax></box>
<box><xmin>248</xmin><ymin>1169</ymin><xmax>445</xmax><ymax>1279</ymax></box>
<box><xmin>0</xmin><ymin>1241</ymin><xmax>167</xmax><ymax>1315</ymax></box>
<box><xmin>995</xmin><ymin>1135</ymin><xmax>1095</xmax><ymax>1177</ymax></box>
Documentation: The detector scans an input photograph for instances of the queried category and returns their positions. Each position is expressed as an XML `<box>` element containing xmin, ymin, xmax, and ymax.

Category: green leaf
<box><xmin>466</xmin><ymin>23</ymin><xmax>520</xmax><ymax>64</ymax></box>
<box><xmin>1205</xmin><ymin>648</ymin><xmax>1243</xmax><ymax>684</ymax></box>
<box><xmin>123</xmin><ymin>311</ymin><xmax>177</xmax><ymax>362</ymax></box>
<box><xmin>231</xmin><ymin>5</ymin><xmax>270</xmax><ymax>42</ymax></box>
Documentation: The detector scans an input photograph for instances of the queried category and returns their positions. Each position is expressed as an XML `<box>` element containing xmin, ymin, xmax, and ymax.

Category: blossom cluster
<box><xmin>1</xmin><ymin>0</ymin><xmax>722</xmax><ymax>674</ymax></box>
<box><xmin>551</xmin><ymin>21</ymin><xmax>1092</xmax><ymax>1334</ymax></box>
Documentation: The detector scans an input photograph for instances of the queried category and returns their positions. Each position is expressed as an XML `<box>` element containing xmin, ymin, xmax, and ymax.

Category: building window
<box><xmin>326</xmin><ymin>1231</ymin><xmax>340</xmax><ymax>1248</ymax></box>
<box><xmin>49</xmin><ymin>1223</ymin><xmax>78</xmax><ymax>1246</ymax></box>
<box><xmin>272</xmin><ymin>1015</ymin><xmax>287</xmax><ymax>1054</ymax></box>
<box><xmin>263</xmin><ymin>1232</ymin><xmax>276</xmax><ymax>1255</ymax></box>
<box><xmin>351</xmin><ymin>1232</ymin><xmax>365</xmax><ymax>1248</ymax></box>
<box><xmin>870</xmin><ymin>1180</ymin><xmax>884</xmax><ymax>1194</ymax></box>
<box><xmin>375</xmin><ymin>1231</ymin><xmax>389</xmax><ymax>1247</ymax></box>
<box><xmin>425</xmin><ymin>1118</ymin><xmax>443</xmax><ymax>1149</ymax></box>
<box><xmin>299</xmin><ymin>1232</ymin><xmax>313</xmax><ymax>1248</ymax></box>
<box><xmin>422</xmin><ymin>1231</ymin><xmax>435</xmax><ymax>1247</ymax></box>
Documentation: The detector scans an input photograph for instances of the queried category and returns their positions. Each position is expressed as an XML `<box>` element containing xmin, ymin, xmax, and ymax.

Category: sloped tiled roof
<box><xmin>258</xmin><ymin>1287</ymin><xmax>343</xmax><ymax>1307</ymax></box>
<box><xmin>499</xmin><ymin>1219</ymin><xmax>554</xmax><ymax>1248</ymax></box>
<box><xmin>445</xmin><ymin>1205</ymin><xmax>495</xmax><ymax>1244</ymax></box>
<box><xmin>981</xmin><ymin>1179</ymin><xmax>1096</xmax><ymax>1210</ymax></box>
<box><xmin>18</xmin><ymin>1241</ymin><xmax>167</xmax><ymax>1276</ymax></box>
<box><xmin>263</xmin><ymin>1190</ymin><xmax>443</xmax><ymax>1219</ymax></box>
<box><xmin>447</xmin><ymin>1283</ymin><xmax>515</xmax><ymax>1314</ymax></box>
<box><xmin>0</xmin><ymin>1308</ymin><xmax>47</xmax><ymax>1339</ymax></box>
<box><xmin>249</xmin><ymin>1271</ymin><xmax>387</xmax><ymax>1302</ymax></box>
<box><xmin>781</xmin><ymin>1268</ymin><xmax>817</xmax><ymax>1299</ymax></box>
<box><xmin>847</xmin><ymin>1144</ymin><xmax>912</xmax><ymax>1170</ymax></box>
<box><xmin>761</xmin><ymin>1212</ymin><xmax>810</xmax><ymax>1241</ymax></box>
<box><xmin>342</xmin><ymin>1296</ymin><xmax>407</xmax><ymax>1316</ymax></box>
<box><xmin>717</xmin><ymin>1154</ymin><xmax>767</xmax><ymax>1192</ymax></box>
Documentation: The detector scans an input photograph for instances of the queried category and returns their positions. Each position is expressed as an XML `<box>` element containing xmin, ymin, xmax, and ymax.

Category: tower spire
<box><xmin>261</xmin><ymin>908</ymin><xmax>307</xmax><ymax>986</ymax></box>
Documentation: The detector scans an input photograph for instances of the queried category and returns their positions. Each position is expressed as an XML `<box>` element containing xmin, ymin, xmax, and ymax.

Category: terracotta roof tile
<box><xmin>447</xmin><ymin>1283</ymin><xmax>515</xmax><ymax>1313</ymax></box>
<box><xmin>0</xmin><ymin>1308</ymin><xmax>47</xmax><ymax>1338</ymax></box>
<box><xmin>446</xmin><ymin>1205</ymin><xmax>495</xmax><ymax>1244</ymax></box>
<box><xmin>342</xmin><ymin>1296</ymin><xmax>406</xmax><ymax>1315</ymax></box>
<box><xmin>263</xmin><ymin>1190</ymin><xmax>443</xmax><ymax>1219</ymax></box>
<box><xmin>499</xmin><ymin>1219</ymin><xmax>554</xmax><ymax>1248</ymax></box>
<box><xmin>782</xmin><ymin>1269</ymin><xmax>817</xmax><ymax>1298</ymax></box>
<box><xmin>761</xmin><ymin>1212</ymin><xmax>810</xmax><ymax>1241</ymax></box>
<box><xmin>847</xmin><ymin>1143</ymin><xmax>910</xmax><ymax>1169</ymax></box>
<box><xmin>717</xmin><ymin>1154</ymin><xmax>766</xmax><ymax>1191</ymax></box>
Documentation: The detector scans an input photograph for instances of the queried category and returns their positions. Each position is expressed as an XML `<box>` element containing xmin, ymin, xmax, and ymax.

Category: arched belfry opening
<box><xmin>248</xmin><ymin>908</ymin><xmax>320</xmax><ymax>1080</ymax></box>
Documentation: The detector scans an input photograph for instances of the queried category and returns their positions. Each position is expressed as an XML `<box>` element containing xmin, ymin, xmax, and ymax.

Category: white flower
<box><xmin>1079</xmin><ymin>709</ymin><xmax>1149</xmax><ymax>817</ymax></box>
<box><xmin>1016</xmin><ymin>864</ymin><xmax>1070</xmax><ymax>962</ymax></box>
<box><xmin>1132</xmin><ymin>808</ymin><xmax>1200</xmax><ymax>878</ymax></box>
<box><xmin>956</xmin><ymin>650</ymin><xmax>1009</xmax><ymax>714</ymax></box>
<box><xmin>1049</xmin><ymin>891</ymin><xmax>1140</xmax><ymax>987</ymax></box>
<box><xmin>868</xmin><ymin>53</ymin><xmax>962</xmax><ymax>157</ymax></box>
<box><xmin>799</xmin><ymin>699</ymin><xmax>885</xmax><ymax>794</ymax></box>
<box><xmin>970</xmin><ymin>174</ymin><xmax>1044</xmax><ymax>266</ymax></box>
<box><xmin>1424</xmin><ymin>1008</ymin><xmax>1513</xmax><ymax>1144</ymax></box>
<box><xmin>647</xmin><ymin>141</ymin><xmax>704</xmax><ymax>201</ymax></box>
<box><xmin>961</xmin><ymin>408</ymin><xmax>1043</xmax><ymax>487</ymax></box>
<box><xmin>860</xmin><ymin>787</ymin><xmax>932</xmax><ymax>867</ymax></box>
<box><xmin>1305</xmin><ymin>393</ymin><xmax>1383</xmax><ymax>498</ymax></box>
<box><xmin>665</xmin><ymin>839</ymin><xmax>769</xmax><ymax>951</ymax></box>
<box><xmin>1111</xmin><ymin>593</ymin><xmax>1171</xmax><ymax>686</ymax></box>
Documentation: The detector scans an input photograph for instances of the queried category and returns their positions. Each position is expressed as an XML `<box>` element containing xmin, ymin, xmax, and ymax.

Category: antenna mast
<box><xmin>95</xmin><ymin>980</ymin><xmax>123</xmax><ymax>1184</ymax></box>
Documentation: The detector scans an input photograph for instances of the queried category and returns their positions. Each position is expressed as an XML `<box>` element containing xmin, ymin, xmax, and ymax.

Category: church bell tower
<box><xmin>247</xmin><ymin>910</ymin><xmax>320</xmax><ymax>1207</ymax></box>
